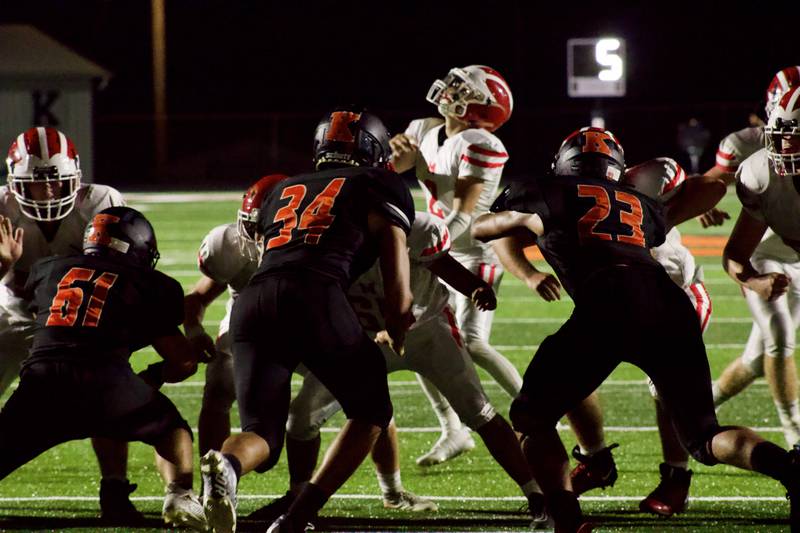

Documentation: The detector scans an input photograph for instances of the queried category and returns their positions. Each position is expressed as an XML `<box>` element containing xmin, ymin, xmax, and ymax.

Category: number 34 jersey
<box><xmin>493</xmin><ymin>175</ymin><xmax>666</xmax><ymax>300</ymax></box>
<box><xmin>25</xmin><ymin>254</ymin><xmax>184</xmax><ymax>363</ymax></box>
<box><xmin>255</xmin><ymin>166</ymin><xmax>415</xmax><ymax>285</ymax></box>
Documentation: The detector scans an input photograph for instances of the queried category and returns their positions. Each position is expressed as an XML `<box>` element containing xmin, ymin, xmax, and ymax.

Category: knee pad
<box><xmin>686</xmin><ymin>425</ymin><xmax>730</xmax><ymax>466</ymax></box>
<box><xmin>250</xmin><ymin>425</ymin><xmax>285</xmax><ymax>473</ymax></box>
<box><xmin>509</xmin><ymin>394</ymin><xmax>555</xmax><ymax>436</ymax></box>
<box><xmin>344</xmin><ymin>398</ymin><xmax>393</xmax><ymax>430</ymax></box>
<box><xmin>286</xmin><ymin>411</ymin><xmax>324</xmax><ymax>442</ymax></box>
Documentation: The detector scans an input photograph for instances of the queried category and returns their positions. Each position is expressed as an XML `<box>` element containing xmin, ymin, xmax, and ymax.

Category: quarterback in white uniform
<box><xmin>391</xmin><ymin>65</ymin><xmax>559</xmax><ymax>466</ymax></box>
<box><xmin>723</xmin><ymin>87</ymin><xmax>800</xmax><ymax>451</ymax></box>
<box><xmin>708</xmin><ymin>67</ymin><xmax>800</xmax><ymax>450</ymax></box>
<box><xmin>284</xmin><ymin>211</ymin><xmax>550</xmax><ymax>526</ymax></box>
<box><xmin>0</xmin><ymin>127</ymin><xmax>165</xmax><ymax>525</ymax></box>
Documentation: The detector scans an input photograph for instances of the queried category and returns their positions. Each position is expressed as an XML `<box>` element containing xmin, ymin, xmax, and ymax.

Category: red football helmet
<box><xmin>766</xmin><ymin>66</ymin><xmax>800</xmax><ymax>118</ymax></box>
<box><xmin>6</xmin><ymin>126</ymin><xmax>81</xmax><ymax>221</ymax></box>
<box><xmin>237</xmin><ymin>174</ymin><xmax>289</xmax><ymax>253</ymax></box>
<box><xmin>552</xmin><ymin>127</ymin><xmax>625</xmax><ymax>181</ymax></box>
<box><xmin>765</xmin><ymin>85</ymin><xmax>800</xmax><ymax>176</ymax></box>
<box><xmin>426</xmin><ymin>65</ymin><xmax>513</xmax><ymax>131</ymax></box>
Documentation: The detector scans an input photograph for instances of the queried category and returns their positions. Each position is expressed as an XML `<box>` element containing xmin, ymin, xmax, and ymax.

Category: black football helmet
<box><xmin>312</xmin><ymin>106</ymin><xmax>392</xmax><ymax>170</ymax></box>
<box><xmin>83</xmin><ymin>206</ymin><xmax>160</xmax><ymax>269</ymax></box>
<box><xmin>552</xmin><ymin>127</ymin><xmax>625</xmax><ymax>181</ymax></box>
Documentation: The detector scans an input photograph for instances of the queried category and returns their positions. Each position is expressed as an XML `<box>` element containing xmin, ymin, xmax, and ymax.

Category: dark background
<box><xmin>2</xmin><ymin>1</ymin><xmax>796</xmax><ymax>189</ymax></box>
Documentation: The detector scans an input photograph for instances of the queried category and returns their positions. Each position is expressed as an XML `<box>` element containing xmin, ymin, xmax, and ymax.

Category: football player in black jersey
<box><xmin>0</xmin><ymin>207</ymin><xmax>206</xmax><ymax>530</ymax></box>
<box><xmin>473</xmin><ymin>127</ymin><xmax>800</xmax><ymax>533</ymax></box>
<box><xmin>200</xmin><ymin>106</ymin><xmax>416</xmax><ymax>533</ymax></box>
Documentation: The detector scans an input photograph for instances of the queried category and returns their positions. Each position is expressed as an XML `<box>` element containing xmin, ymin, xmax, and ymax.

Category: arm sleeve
<box><xmin>714</xmin><ymin>134</ymin><xmax>742</xmax><ymax>173</ymax></box>
<box><xmin>365</xmin><ymin>169</ymin><xmax>416</xmax><ymax>235</ymax></box>
<box><xmin>409</xmin><ymin>213</ymin><xmax>451</xmax><ymax>263</ymax></box>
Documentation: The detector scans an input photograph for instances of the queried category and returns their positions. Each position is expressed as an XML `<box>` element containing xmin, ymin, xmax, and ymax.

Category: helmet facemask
<box><xmin>426</xmin><ymin>68</ymin><xmax>490</xmax><ymax>120</ymax></box>
<box><xmin>765</xmin><ymin>119</ymin><xmax>800</xmax><ymax>176</ymax></box>
<box><xmin>236</xmin><ymin>207</ymin><xmax>261</xmax><ymax>262</ymax></box>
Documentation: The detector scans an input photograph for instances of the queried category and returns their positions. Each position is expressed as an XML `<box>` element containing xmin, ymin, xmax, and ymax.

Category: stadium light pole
<box><xmin>152</xmin><ymin>0</ymin><xmax>167</xmax><ymax>173</ymax></box>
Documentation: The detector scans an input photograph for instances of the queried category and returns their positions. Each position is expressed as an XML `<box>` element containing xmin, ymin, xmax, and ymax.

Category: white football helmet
<box><xmin>6</xmin><ymin>127</ymin><xmax>81</xmax><ymax>221</ymax></box>
<box><xmin>765</xmin><ymin>85</ymin><xmax>800</xmax><ymax>176</ymax></box>
<box><xmin>426</xmin><ymin>65</ymin><xmax>513</xmax><ymax>131</ymax></box>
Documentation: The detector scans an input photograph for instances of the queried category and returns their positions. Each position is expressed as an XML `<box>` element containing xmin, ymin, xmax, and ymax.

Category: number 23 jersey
<box><xmin>493</xmin><ymin>175</ymin><xmax>666</xmax><ymax>300</ymax></box>
<box><xmin>25</xmin><ymin>254</ymin><xmax>184</xmax><ymax>362</ymax></box>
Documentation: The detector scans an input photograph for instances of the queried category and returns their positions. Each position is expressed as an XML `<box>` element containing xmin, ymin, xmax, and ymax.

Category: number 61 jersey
<box><xmin>492</xmin><ymin>175</ymin><xmax>666</xmax><ymax>300</ymax></box>
<box><xmin>24</xmin><ymin>254</ymin><xmax>184</xmax><ymax>363</ymax></box>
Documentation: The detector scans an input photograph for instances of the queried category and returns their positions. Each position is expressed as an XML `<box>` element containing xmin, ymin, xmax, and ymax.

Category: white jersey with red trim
<box><xmin>405</xmin><ymin>118</ymin><xmax>508</xmax><ymax>258</ymax></box>
<box><xmin>737</xmin><ymin>149</ymin><xmax>800</xmax><ymax>261</ymax></box>
<box><xmin>0</xmin><ymin>183</ymin><xmax>124</xmax><ymax>291</ymax></box>
<box><xmin>715</xmin><ymin>127</ymin><xmax>764</xmax><ymax>173</ymax></box>
<box><xmin>197</xmin><ymin>223</ymin><xmax>258</xmax><ymax>298</ymax></box>
<box><xmin>348</xmin><ymin>212</ymin><xmax>451</xmax><ymax>332</ymax></box>
<box><xmin>624</xmin><ymin>158</ymin><xmax>696</xmax><ymax>288</ymax></box>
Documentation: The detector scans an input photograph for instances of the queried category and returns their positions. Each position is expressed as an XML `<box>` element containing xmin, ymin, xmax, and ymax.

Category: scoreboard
<box><xmin>567</xmin><ymin>38</ymin><xmax>626</xmax><ymax>97</ymax></box>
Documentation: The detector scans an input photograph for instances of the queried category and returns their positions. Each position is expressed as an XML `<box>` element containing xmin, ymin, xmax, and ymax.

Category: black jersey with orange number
<box><xmin>492</xmin><ymin>175</ymin><xmax>666</xmax><ymax>300</ymax></box>
<box><xmin>24</xmin><ymin>254</ymin><xmax>184</xmax><ymax>363</ymax></box>
<box><xmin>254</xmin><ymin>166</ymin><xmax>415</xmax><ymax>285</ymax></box>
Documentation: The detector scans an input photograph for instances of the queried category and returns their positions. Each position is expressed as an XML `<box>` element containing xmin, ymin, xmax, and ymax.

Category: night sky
<box><xmin>2</xmin><ymin>1</ymin><xmax>797</xmax><ymax>187</ymax></box>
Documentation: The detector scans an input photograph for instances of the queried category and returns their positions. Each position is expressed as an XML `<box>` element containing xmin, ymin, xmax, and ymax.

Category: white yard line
<box><xmin>0</xmin><ymin>494</ymin><xmax>786</xmax><ymax>502</ymax></box>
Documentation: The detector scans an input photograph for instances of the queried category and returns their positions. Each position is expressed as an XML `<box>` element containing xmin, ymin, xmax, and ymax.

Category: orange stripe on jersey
<box><xmin>460</xmin><ymin>154</ymin><xmax>504</xmax><ymax>168</ymax></box>
<box><xmin>467</xmin><ymin>144</ymin><xmax>508</xmax><ymax>158</ymax></box>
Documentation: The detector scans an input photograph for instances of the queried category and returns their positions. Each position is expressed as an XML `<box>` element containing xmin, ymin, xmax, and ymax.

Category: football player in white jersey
<box><xmin>0</xmin><ymin>127</ymin><xmax>157</xmax><ymax>524</ymax></box>
<box><xmin>724</xmin><ymin>85</ymin><xmax>800</xmax><ymax>447</ymax></box>
<box><xmin>277</xmin><ymin>211</ymin><xmax>551</xmax><ymax>527</ymax></box>
<box><xmin>700</xmin><ymin>69</ymin><xmax>800</xmax><ymax>452</ymax></box>
<box><xmin>183</xmin><ymin>174</ymin><xmax>286</xmax><ymax>457</ymax></box>
<box><xmin>390</xmin><ymin>65</ymin><xmax>560</xmax><ymax>466</ymax></box>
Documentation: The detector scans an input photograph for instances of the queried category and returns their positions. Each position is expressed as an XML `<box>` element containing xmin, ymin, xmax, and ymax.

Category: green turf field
<box><xmin>0</xmin><ymin>189</ymin><xmax>794</xmax><ymax>532</ymax></box>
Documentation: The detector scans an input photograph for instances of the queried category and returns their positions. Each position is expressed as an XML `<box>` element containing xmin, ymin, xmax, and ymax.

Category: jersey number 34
<box><xmin>267</xmin><ymin>178</ymin><xmax>346</xmax><ymax>250</ymax></box>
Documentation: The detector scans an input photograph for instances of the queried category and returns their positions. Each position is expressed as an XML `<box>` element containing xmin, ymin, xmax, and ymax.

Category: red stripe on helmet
<box><xmin>45</xmin><ymin>128</ymin><xmax>62</xmax><ymax>158</ymax></box>
<box><xmin>26</xmin><ymin>128</ymin><xmax>42</xmax><ymax>159</ymax></box>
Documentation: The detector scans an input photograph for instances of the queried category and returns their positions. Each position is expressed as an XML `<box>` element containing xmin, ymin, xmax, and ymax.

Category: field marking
<box><xmin>0</xmin><ymin>494</ymin><xmax>786</xmax><ymax>503</ymax></box>
<box><xmin>493</xmin><ymin>317</ymin><xmax>752</xmax><ymax>324</ymax></box>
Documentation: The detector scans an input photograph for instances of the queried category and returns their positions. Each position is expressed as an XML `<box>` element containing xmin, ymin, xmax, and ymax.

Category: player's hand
<box><xmin>389</xmin><ymin>134</ymin><xmax>419</xmax><ymax>173</ymax></box>
<box><xmin>471</xmin><ymin>284</ymin><xmax>497</xmax><ymax>311</ymax></box>
<box><xmin>382</xmin><ymin>310</ymin><xmax>416</xmax><ymax>356</ymax></box>
<box><xmin>698</xmin><ymin>208</ymin><xmax>730</xmax><ymax>228</ymax></box>
<box><xmin>525</xmin><ymin>272</ymin><xmax>561</xmax><ymax>302</ymax></box>
<box><xmin>186</xmin><ymin>328</ymin><xmax>215</xmax><ymax>363</ymax></box>
<box><xmin>0</xmin><ymin>215</ymin><xmax>23</xmax><ymax>270</ymax></box>
<box><xmin>748</xmin><ymin>272</ymin><xmax>790</xmax><ymax>301</ymax></box>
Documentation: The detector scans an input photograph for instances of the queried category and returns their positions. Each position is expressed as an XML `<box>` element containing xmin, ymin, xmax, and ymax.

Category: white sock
<box><xmin>520</xmin><ymin>478</ymin><xmax>542</xmax><ymax>497</ymax></box>
<box><xmin>712</xmin><ymin>381</ymin><xmax>730</xmax><ymax>408</ymax></box>
<box><xmin>579</xmin><ymin>442</ymin><xmax>607</xmax><ymax>456</ymax></box>
<box><xmin>417</xmin><ymin>374</ymin><xmax>463</xmax><ymax>434</ymax></box>
<box><xmin>775</xmin><ymin>400</ymin><xmax>800</xmax><ymax>429</ymax></box>
<box><xmin>377</xmin><ymin>470</ymin><xmax>403</xmax><ymax>496</ymax></box>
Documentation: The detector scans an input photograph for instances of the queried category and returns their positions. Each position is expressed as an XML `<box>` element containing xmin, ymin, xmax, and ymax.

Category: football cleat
<box><xmin>638</xmin><ymin>463</ymin><xmax>692</xmax><ymax>517</ymax></box>
<box><xmin>163</xmin><ymin>482</ymin><xmax>208</xmax><ymax>531</ymax></box>
<box><xmin>383</xmin><ymin>490</ymin><xmax>438</xmax><ymax>512</ymax></box>
<box><xmin>416</xmin><ymin>429</ymin><xmax>476</xmax><ymax>467</ymax></box>
<box><xmin>244</xmin><ymin>490</ymin><xmax>296</xmax><ymax>522</ymax></box>
<box><xmin>266</xmin><ymin>513</ymin><xmax>315</xmax><ymax>533</ymax></box>
<box><xmin>527</xmin><ymin>491</ymin><xmax>554</xmax><ymax>530</ymax></box>
<box><xmin>569</xmin><ymin>443</ymin><xmax>619</xmax><ymax>495</ymax></box>
<box><xmin>201</xmin><ymin>450</ymin><xmax>238</xmax><ymax>533</ymax></box>
<box><xmin>99</xmin><ymin>478</ymin><xmax>145</xmax><ymax>525</ymax></box>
